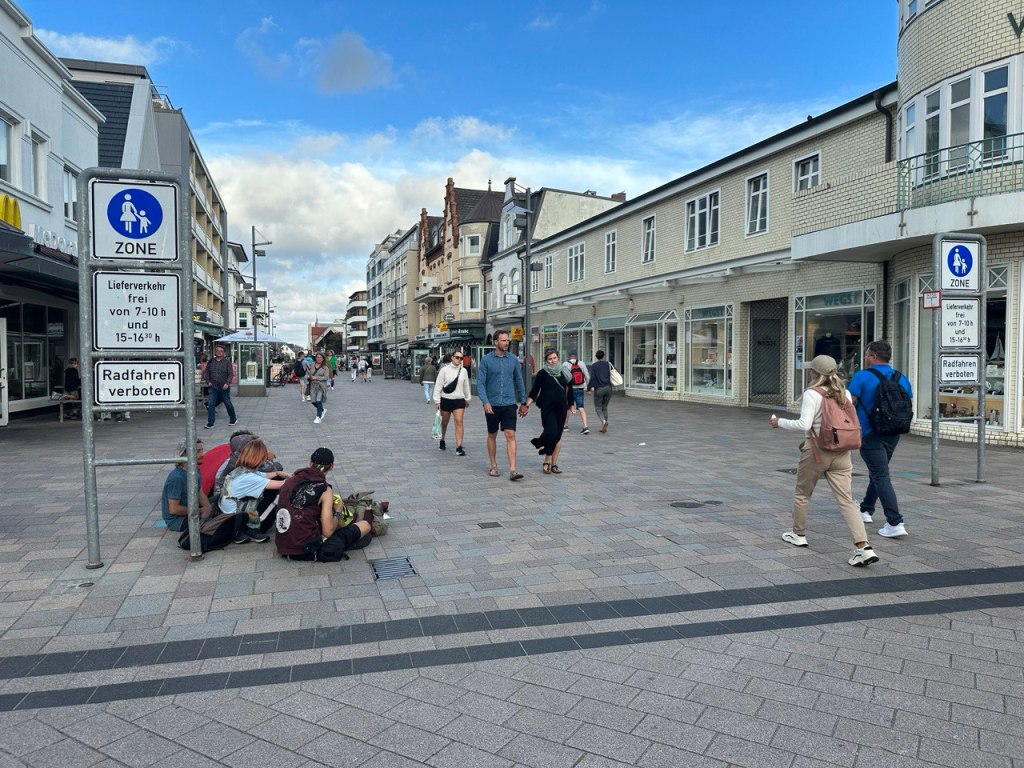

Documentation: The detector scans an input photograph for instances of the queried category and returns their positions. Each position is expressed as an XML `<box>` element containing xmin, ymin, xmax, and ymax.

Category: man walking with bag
<box><xmin>849</xmin><ymin>340</ymin><xmax>914</xmax><ymax>538</ymax></box>
<box><xmin>202</xmin><ymin>343</ymin><xmax>237</xmax><ymax>429</ymax></box>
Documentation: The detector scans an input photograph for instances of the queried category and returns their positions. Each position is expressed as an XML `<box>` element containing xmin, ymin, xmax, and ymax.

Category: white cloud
<box><xmin>235</xmin><ymin>17</ymin><xmax>291</xmax><ymax>79</ymax></box>
<box><xmin>310</xmin><ymin>32</ymin><xmax>394</xmax><ymax>94</ymax></box>
<box><xmin>412</xmin><ymin>116</ymin><xmax>516</xmax><ymax>145</ymax></box>
<box><xmin>35</xmin><ymin>28</ymin><xmax>178</xmax><ymax>66</ymax></box>
<box><xmin>527</xmin><ymin>15</ymin><xmax>560</xmax><ymax>30</ymax></box>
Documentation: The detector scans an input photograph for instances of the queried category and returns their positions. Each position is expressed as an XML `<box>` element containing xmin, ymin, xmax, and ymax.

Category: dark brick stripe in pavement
<box><xmin>2</xmin><ymin>590</ymin><xmax>1022</xmax><ymax>713</ymax></box>
<box><xmin>0</xmin><ymin>563</ymin><xmax>1021</xmax><ymax>682</ymax></box>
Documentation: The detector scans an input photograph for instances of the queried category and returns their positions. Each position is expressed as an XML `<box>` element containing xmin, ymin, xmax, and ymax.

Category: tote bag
<box><xmin>609</xmin><ymin>364</ymin><xmax>623</xmax><ymax>387</ymax></box>
<box><xmin>431</xmin><ymin>410</ymin><xmax>442</xmax><ymax>439</ymax></box>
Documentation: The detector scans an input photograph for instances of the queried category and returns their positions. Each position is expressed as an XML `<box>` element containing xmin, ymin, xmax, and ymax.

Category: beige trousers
<box><xmin>791</xmin><ymin>442</ymin><xmax>868</xmax><ymax>545</ymax></box>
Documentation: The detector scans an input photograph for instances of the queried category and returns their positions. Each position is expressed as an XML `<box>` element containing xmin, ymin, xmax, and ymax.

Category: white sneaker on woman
<box><xmin>313</xmin><ymin>416</ymin><xmax>321</xmax><ymax>424</ymax></box>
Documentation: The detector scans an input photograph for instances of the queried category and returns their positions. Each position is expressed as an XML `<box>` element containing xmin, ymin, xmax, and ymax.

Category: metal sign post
<box><xmin>930</xmin><ymin>233</ymin><xmax>986</xmax><ymax>487</ymax></box>
<box><xmin>77</xmin><ymin>169</ymin><xmax>200</xmax><ymax>568</ymax></box>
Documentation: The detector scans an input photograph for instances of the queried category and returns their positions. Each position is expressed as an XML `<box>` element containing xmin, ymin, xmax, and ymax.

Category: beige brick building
<box><xmin>523</xmin><ymin>0</ymin><xmax>1024</xmax><ymax>445</ymax></box>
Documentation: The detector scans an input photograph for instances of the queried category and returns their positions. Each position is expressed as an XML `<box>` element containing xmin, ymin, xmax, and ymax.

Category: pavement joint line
<box><xmin>0</xmin><ymin>590</ymin><xmax>1021</xmax><ymax>712</ymax></box>
<box><xmin>0</xmin><ymin>563</ymin><xmax>1020</xmax><ymax>682</ymax></box>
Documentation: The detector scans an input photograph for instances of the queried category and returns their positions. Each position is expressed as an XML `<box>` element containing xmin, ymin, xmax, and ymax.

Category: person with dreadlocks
<box><xmin>274</xmin><ymin>448</ymin><xmax>372</xmax><ymax>561</ymax></box>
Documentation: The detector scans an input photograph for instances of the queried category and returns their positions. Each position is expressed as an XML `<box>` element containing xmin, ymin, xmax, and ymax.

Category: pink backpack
<box><xmin>810</xmin><ymin>387</ymin><xmax>862</xmax><ymax>454</ymax></box>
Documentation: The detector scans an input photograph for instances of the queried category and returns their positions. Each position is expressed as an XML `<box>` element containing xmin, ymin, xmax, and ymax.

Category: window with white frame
<box><xmin>28</xmin><ymin>134</ymin><xmax>45</xmax><ymax>197</ymax></box>
<box><xmin>604</xmin><ymin>230</ymin><xmax>617</xmax><ymax>273</ymax></box>
<box><xmin>498</xmin><ymin>274</ymin><xmax>507</xmax><ymax>306</ymax></box>
<box><xmin>567</xmin><ymin>243</ymin><xmax>584</xmax><ymax>283</ymax></box>
<box><xmin>467</xmin><ymin>234</ymin><xmax>481</xmax><ymax>256</ymax></box>
<box><xmin>544</xmin><ymin>253</ymin><xmax>552</xmax><ymax>289</ymax></box>
<box><xmin>63</xmin><ymin>167</ymin><xmax>78</xmax><ymax>220</ymax></box>
<box><xmin>746</xmin><ymin>173</ymin><xmax>768</xmax><ymax>235</ymax></box>
<box><xmin>0</xmin><ymin>118</ymin><xmax>11</xmax><ymax>183</ymax></box>
<box><xmin>531</xmin><ymin>260</ymin><xmax>539</xmax><ymax>292</ymax></box>
<box><xmin>794</xmin><ymin>153</ymin><xmax>820</xmax><ymax>191</ymax></box>
<box><xmin>641</xmin><ymin>216</ymin><xmax>656</xmax><ymax>263</ymax></box>
<box><xmin>685</xmin><ymin>191</ymin><xmax>720</xmax><ymax>251</ymax></box>
<box><xmin>900</xmin><ymin>60</ymin><xmax>1013</xmax><ymax>164</ymax></box>
<box><xmin>510</xmin><ymin>269</ymin><xmax>520</xmax><ymax>303</ymax></box>
<box><xmin>464</xmin><ymin>283</ymin><xmax>481</xmax><ymax>311</ymax></box>
<box><xmin>447</xmin><ymin>258</ymin><xmax>453</xmax><ymax>283</ymax></box>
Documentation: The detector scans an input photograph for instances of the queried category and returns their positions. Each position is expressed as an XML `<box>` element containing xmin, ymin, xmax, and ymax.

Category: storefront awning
<box><xmin>0</xmin><ymin>225</ymin><xmax>79</xmax><ymax>302</ymax></box>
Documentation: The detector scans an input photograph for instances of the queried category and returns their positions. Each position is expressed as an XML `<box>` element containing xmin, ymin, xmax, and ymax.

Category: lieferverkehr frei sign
<box><xmin>93</xmin><ymin>272</ymin><xmax>181</xmax><ymax>351</ymax></box>
<box><xmin>94</xmin><ymin>361</ymin><xmax>183</xmax><ymax>405</ymax></box>
<box><xmin>90</xmin><ymin>180</ymin><xmax>179</xmax><ymax>261</ymax></box>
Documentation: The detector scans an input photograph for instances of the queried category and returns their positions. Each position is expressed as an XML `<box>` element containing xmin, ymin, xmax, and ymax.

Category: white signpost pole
<box><xmin>930</xmin><ymin>233</ymin><xmax>986</xmax><ymax>487</ymax></box>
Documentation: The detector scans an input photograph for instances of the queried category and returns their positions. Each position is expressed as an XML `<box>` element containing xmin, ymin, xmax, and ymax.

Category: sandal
<box><xmin>542</xmin><ymin>463</ymin><xmax>551</xmax><ymax>474</ymax></box>
<box><xmin>488</xmin><ymin>466</ymin><xmax>499</xmax><ymax>477</ymax></box>
<box><xmin>509</xmin><ymin>470</ymin><xmax>524</xmax><ymax>481</ymax></box>
<box><xmin>550</xmin><ymin>465</ymin><xmax>562</xmax><ymax>474</ymax></box>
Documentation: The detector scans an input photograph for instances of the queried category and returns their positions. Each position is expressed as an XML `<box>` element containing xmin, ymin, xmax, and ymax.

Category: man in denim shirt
<box><xmin>477</xmin><ymin>330</ymin><xmax>527</xmax><ymax>480</ymax></box>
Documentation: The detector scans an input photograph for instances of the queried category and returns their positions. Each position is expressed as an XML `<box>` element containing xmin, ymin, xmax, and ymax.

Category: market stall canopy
<box><xmin>215</xmin><ymin>329</ymin><xmax>288</xmax><ymax>344</ymax></box>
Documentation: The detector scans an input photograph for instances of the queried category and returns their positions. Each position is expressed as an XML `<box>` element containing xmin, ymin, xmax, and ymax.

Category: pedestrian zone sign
<box><xmin>90</xmin><ymin>180</ymin><xmax>179</xmax><ymax>261</ymax></box>
<box><xmin>939</xmin><ymin>241</ymin><xmax>979</xmax><ymax>292</ymax></box>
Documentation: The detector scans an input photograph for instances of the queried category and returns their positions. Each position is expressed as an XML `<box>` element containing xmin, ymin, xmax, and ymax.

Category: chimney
<box><xmin>611</xmin><ymin>191</ymin><xmax>627</xmax><ymax>202</ymax></box>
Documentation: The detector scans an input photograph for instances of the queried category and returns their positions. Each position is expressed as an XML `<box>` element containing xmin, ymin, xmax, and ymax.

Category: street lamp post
<box><xmin>510</xmin><ymin>187</ymin><xmax>543</xmax><ymax>393</ymax></box>
<box><xmin>250</xmin><ymin>225</ymin><xmax>272</xmax><ymax>343</ymax></box>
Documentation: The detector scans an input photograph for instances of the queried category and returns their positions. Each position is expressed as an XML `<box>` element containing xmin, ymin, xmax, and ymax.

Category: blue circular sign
<box><xmin>946</xmin><ymin>244</ymin><xmax>973</xmax><ymax>278</ymax></box>
<box><xmin>106</xmin><ymin>188</ymin><xmax>163</xmax><ymax>240</ymax></box>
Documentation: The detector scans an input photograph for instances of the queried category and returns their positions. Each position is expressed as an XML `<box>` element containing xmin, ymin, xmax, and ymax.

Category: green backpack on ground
<box><xmin>336</xmin><ymin>491</ymin><xmax>389</xmax><ymax>537</ymax></box>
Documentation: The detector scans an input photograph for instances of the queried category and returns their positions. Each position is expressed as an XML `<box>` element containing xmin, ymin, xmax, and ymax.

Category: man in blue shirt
<box><xmin>477</xmin><ymin>329</ymin><xmax>527</xmax><ymax>481</ymax></box>
<box><xmin>849</xmin><ymin>340</ymin><xmax>913</xmax><ymax>538</ymax></box>
<box><xmin>161</xmin><ymin>439</ymin><xmax>211</xmax><ymax>532</ymax></box>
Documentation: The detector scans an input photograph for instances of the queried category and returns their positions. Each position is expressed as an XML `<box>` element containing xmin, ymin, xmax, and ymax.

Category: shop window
<box><xmin>559</xmin><ymin>320</ymin><xmax>593</xmax><ymax>363</ymax></box>
<box><xmin>684</xmin><ymin>305</ymin><xmax>733</xmax><ymax>396</ymax></box>
<box><xmin>627</xmin><ymin>311</ymin><xmax>679</xmax><ymax>391</ymax></box>
<box><xmin>793</xmin><ymin>289</ymin><xmax>876</xmax><ymax>400</ymax></box>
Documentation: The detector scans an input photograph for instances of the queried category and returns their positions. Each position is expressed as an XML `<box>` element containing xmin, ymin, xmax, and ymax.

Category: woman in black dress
<box><xmin>525</xmin><ymin>348</ymin><xmax>577</xmax><ymax>474</ymax></box>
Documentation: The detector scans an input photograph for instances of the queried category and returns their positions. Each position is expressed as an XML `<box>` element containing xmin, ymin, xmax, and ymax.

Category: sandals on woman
<box><xmin>488</xmin><ymin>466</ymin><xmax>499</xmax><ymax>477</ymax></box>
<box><xmin>550</xmin><ymin>464</ymin><xmax>562</xmax><ymax>474</ymax></box>
<box><xmin>542</xmin><ymin>462</ymin><xmax>551</xmax><ymax>474</ymax></box>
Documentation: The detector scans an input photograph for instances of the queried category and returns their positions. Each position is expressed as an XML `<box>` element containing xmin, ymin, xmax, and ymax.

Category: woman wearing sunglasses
<box><xmin>433</xmin><ymin>351</ymin><xmax>472</xmax><ymax>456</ymax></box>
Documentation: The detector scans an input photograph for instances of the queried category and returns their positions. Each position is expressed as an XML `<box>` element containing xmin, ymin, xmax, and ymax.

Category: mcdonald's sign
<box><xmin>0</xmin><ymin>195</ymin><xmax>23</xmax><ymax>229</ymax></box>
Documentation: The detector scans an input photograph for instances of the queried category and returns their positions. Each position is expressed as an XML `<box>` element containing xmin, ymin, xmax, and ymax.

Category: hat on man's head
<box><xmin>177</xmin><ymin>438</ymin><xmax>203</xmax><ymax>454</ymax></box>
<box><xmin>310</xmin><ymin>447</ymin><xmax>334</xmax><ymax>468</ymax></box>
<box><xmin>809</xmin><ymin>355</ymin><xmax>838</xmax><ymax>375</ymax></box>
<box><xmin>569</xmin><ymin>350</ymin><xmax>578</xmax><ymax>356</ymax></box>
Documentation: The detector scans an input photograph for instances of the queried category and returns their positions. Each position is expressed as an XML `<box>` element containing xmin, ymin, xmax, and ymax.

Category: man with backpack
<box><xmin>849</xmin><ymin>340</ymin><xmax>914</xmax><ymax>539</ymax></box>
<box><xmin>560</xmin><ymin>350</ymin><xmax>591</xmax><ymax>434</ymax></box>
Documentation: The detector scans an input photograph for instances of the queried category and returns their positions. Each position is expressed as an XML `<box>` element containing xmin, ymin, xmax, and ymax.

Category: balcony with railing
<box><xmin>414</xmin><ymin>276</ymin><xmax>444</xmax><ymax>303</ymax></box>
<box><xmin>897</xmin><ymin>131</ymin><xmax>1024</xmax><ymax>210</ymax></box>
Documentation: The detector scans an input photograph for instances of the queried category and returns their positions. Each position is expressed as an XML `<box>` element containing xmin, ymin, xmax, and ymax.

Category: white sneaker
<box><xmin>878</xmin><ymin>523</ymin><xmax>907</xmax><ymax>538</ymax></box>
<box><xmin>782</xmin><ymin>531</ymin><xmax>808</xmax><ymax>547</ymax></box>
<box><xmin>313</xmin><ymin>416</ymin><xmax>321</xmax><ymax>424</ymax></box>
<box><xmin>860</xmin><ymin>511</ymin><xmax>873</xmax><ymax>523</ymax></box>
<box><xmin>849</xmin><ymin>547</ymin><xmax>880</xmax><ymax>567</ymax></box>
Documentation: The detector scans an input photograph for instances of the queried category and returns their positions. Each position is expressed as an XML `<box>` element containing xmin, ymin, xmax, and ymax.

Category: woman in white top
<box><xmin>433</xmin><ymin>351</ymin><xmax>472</xmax><ymax>456</ymax></box>
<box><xmin>770</xmin><ymin>354</ymin><xmax>879</xmax><ymax>567</ymax></box>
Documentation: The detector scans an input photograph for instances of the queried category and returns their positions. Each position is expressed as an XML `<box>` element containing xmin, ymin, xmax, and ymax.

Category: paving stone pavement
<box><xmin>0</xmin><ymin>378</ymin><xmax>1021</xmax><ymax>767</ymax></box>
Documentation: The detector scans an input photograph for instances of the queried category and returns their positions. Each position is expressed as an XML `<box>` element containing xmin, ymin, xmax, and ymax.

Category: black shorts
<box><xmin>440</xmin><ymin>398</ymin><xmax>466</xmax><ymax>413</ymax></box>
<box><xmin>485</xmin><ymin>404</ymin><xmax>518</xmax><ymax>433</ymax></box>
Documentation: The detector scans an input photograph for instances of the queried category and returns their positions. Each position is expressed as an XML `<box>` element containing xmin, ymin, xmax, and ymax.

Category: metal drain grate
<box><xmin>671</xmin><ymin>501</ymin><xmax>704</xmax><ymax>509</ymax></box>
<box><xmin>370</xmin><ymin>557</ymin><xmax>417</xmax><ymax>581</ymax></box>
<box><xmin>478</xmin><ymin>522</ymin><xmax>503</xmax><ymax>529</ymax></box>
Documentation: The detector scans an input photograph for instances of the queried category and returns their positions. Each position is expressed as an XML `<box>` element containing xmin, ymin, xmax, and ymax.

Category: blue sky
<box><xmin>21</xmin><ymin>0</ymin><xmax>898</xmax><ymax>344</ymax></box>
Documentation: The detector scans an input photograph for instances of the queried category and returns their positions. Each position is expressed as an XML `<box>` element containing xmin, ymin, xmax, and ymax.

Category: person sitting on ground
<box><xmin>219</xmin><ymin>438</ymin><xmax>290</xmax><ymax>544</ymax></box>
<box><xmin>275</xmin><ymin>447</ymin><xmax>372</xmax><ymax>561</ymax></box>
<box><xmin>212</xmin><ymin>430</ymin><xmax>284</xmax><ymax>502</ymax></box>
<box><xmin>161</xmin><ymin>439</ymin><xmax>212</xmax><ymax>532</ymax></box>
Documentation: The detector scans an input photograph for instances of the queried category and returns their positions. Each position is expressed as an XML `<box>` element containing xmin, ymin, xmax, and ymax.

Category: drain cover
<box><xmin>478</xmin><ymin>522</ymin><xmax>503</xmax><ymax>529</ymax></box>
<box><xmin>370</xmin><ymin>557</ymin><xmax>417</xmax><ymax>581</ymax></box>
<box><xmin>670</xmin><ymin>501</ymin><xmax>704</xmax><ymax>509</ymax></box>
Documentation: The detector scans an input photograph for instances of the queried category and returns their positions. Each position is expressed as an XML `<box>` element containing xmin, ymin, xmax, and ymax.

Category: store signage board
<box><xmin>921</xmin><ymin>289</ymin><xmax>941</xmax><ymax>310</ymax></box>
<box><xmin>939</xmin><ymin>240</ymin><xmax>980</xmax><ymax>292</ymax></box>
<box><xmin>939</xmin><ymin>355</ymin><xmax>980</xmax><ymax>385</ymax></box>
<box><xmin>90</xmin><ymin>180</ymin><xmax>179</xmax><ymax>261</ymax></box>
<box><xmin>940</xmin><ymin>298</ymin><xmax>980</xmax><ymax>348</ymax></box>
<box><xmin>94</xmin><ymin>361</ymin><xmax>183</xmax><ymax>405</ymax></box>
<box><xmin>93</xmin><ymin>272</ymin><xmax>181</xmax><ymax>351</ymax></box>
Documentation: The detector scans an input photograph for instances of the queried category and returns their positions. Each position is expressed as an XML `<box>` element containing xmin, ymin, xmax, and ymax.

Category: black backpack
<box><xmin>864</xmin><ymin>368</ymin><xmax>913</xmax><ymax>435</ymax></box>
